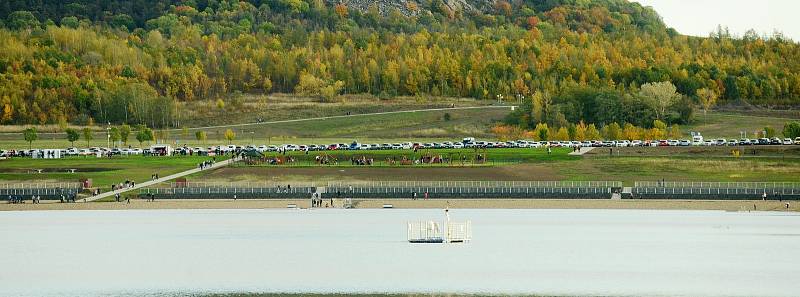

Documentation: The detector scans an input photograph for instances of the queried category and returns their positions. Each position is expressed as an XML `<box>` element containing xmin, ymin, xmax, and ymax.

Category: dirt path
<box><xmin>168</xmin><ymin>105</ymin><xmax>515</xmax><ymax>131</ymax></box>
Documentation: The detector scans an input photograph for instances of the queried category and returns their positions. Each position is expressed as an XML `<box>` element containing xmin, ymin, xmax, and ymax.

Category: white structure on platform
<box><xmin>407</xmin><ymin>221</ymin><xmax>444</xmax><ymax>243</ymax></box>
<box><xmin>445</xmin><ymin>208</ymin><xmax>472</xmax><ymax>243</ymax></box>
<box><xmin>407</xmin><ymin>208</ymin><xmax>471</xmax><ymax>244</ymax></box>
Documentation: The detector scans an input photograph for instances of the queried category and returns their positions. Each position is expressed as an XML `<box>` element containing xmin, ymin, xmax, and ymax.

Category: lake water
<box><xmin>1</xmin><ymin>209</ymin><xmax>799</xmax><ymax>297</ymax></box>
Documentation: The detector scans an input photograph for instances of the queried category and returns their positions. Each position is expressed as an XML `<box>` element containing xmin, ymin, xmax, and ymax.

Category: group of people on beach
<box><xmin>7</xmin><ymin>195</ymin><xmax>29</xmax><ymax>204</ymax></box>
<box><xmin>411</xmin><ymin>191</ymin><xmax>429</xmax><ymax>200</ymax></box>
<box><xmin>6</xmin><ymin>194</ymin><xmax>78</xmax><ymax>204</ymax></box>
<box><xmin>310</xmin><ymin>192</ymin><xmax>332</xmax><ymax>207</ymax></box>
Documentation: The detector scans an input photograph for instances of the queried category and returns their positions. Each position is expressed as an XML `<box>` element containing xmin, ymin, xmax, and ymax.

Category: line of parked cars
<box><xmin>3</xmin><ymin>137</ymin><xmax>800</xmax><ymax>158</ymax></box>
<box><xmin>218</xmin><ymin>136</ymin><xmax>800</xmax><ymax>152</ymax></box>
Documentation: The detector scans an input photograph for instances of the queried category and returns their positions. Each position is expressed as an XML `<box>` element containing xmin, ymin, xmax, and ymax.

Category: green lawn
<box><xmin>238</xmin><ymin>147</ymin><xmax>577</xmax><ymax>167</ymax></box>
<box><xmin>0</xmin><ymin>155</ymin><xmax>224</xmax><ymax>189</ymax></box>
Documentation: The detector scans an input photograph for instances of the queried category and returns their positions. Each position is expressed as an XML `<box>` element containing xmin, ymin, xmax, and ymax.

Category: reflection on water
<box><xmin>1</xmin><ymin>209</ymin><xmax>799</xmax><ymax>297</ymax></box>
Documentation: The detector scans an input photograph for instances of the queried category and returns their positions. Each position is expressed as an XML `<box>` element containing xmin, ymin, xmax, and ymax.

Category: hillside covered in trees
<box><xmin>1</xmin><ymin>0</ymin><xmax>799</xmax><ymax>129</ymax></box>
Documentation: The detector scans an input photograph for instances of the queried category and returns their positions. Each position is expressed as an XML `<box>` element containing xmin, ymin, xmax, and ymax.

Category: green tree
<box><xmin>82</xmin><ymin>127</ymin><xmax>93</xmax><ymax>147</ymax></box>
<box><xmin>764</xmin><ymin>126</ymin><xmax>776</xmax><ymax>138</ymax></box>
<box><xmin>195</xmin><ymin>130</ymin><xmax>207</xmax><ymax>144</ymax></box>
<box><xmin>65</xmin><ymin>128</ymin><xmax>80</xmax><ymax>147</ymax></box>
<box><xmin>669</xmin><ymin>124</ymin><xmax>682</xmax><ymax>139</ymax></box>
<box><xmin>8</xmin><ymin>11</ymin><xmax>39</xmax><ymax>30</ymax></box>
<box><xmin>639</xmin><ymin>82</ymin><xmax>681</xmax><ymax>121</ymax></box>
<box><xmin>136</xmin><ymin>127</ymin><xmax>154</xmax><ymax>146</ymax></box>
<box><xmin>119</xmin><ymin>124</ymin><xmax>131</xmax><ymax>145</ymax></box>
<box><xmin>652</xmin><ymin>120</ymin><xmax>668</xmax><ymax>139</ymax></box>
<box><xmin>783</xmin><ymin>122</ymin><xmax>800</xmax><ymax>138</ymax></box>
<box><xmin>23</xmin><ymin>127</ymin><xmax>37</xmax><ymax>149</ymax></box>
<box><xmin>603</xmin><ymin>122</ymin><xmax>622</xmax><ymax>140</ymax></box>
<box><xmin>109</xmin><ymin>127</ymin><xmax>121</xmax><ymax>147</ymax></box>
<box><xmin>60</xmin><ymin>16</ymin><xmax>79</xmax><ymax>28</ymax></box>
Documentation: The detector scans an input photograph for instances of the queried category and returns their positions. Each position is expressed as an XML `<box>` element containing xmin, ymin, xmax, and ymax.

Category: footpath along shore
<box><xmin>1</xmin><ymin>199</ymin><xmax>797</xmax><ymax>212</ymax></box>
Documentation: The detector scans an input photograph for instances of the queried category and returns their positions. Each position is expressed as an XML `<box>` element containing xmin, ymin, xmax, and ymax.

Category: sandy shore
<box><xmin>0</xmin><ymin>198</ymin><xmax>797</xmax><ymax>212</ymax></box>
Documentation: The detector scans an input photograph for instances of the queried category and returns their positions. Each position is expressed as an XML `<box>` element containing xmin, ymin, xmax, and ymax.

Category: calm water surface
<box><xmin>1</xmin><ymin>209</ymin><xmax>799</xmax><ymax>297</ymax></box>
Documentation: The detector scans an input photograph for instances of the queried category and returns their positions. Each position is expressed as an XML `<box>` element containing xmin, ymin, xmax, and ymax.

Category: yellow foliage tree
<box><xmin>224</xmin><ymin>129</ymin><xmax>236</xmax><ymax>144</ymax></box>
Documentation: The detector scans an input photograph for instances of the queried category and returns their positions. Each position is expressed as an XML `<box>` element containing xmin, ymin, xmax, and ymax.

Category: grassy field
<box><xmin>2</xmin><ymin>104</ymin><xmax>797</xmax><ymax>149</ymax></box>
<box><xmin>188</xmin><ymin>147</ymin><xmax>800</xmax><ymax>185</ymax></box>
<box><xmin>0</xmin><ymin>106</ymin><xmax>510</xmax><ymax>149</ymax></box>
<box><xmin>2</xmin><ymin>147</ymin><xmax>799</xmax><ymax>188</ymax></box>
<box><xmin>240</xmin><ymin>147</ymin><xmax>576</xmax><ymax>165</ymax></box>
<box><xmin>179</xmin><ymin>94</ymin><xmax>492</xmax><ymax>127</ymax></box>
<box><xmin>0</xmin><ymin>155</ymin><xmax>223</xmax><ymax>189</ymax></box>
<box><xmin>684</xmin><ymin>111</ymin><xmax>798</xmax><ymax>138</ymax></box>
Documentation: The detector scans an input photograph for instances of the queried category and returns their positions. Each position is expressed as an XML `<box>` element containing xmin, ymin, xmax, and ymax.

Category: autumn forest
<box><xmin>1</xmin><ymin>0</ymin><xmax>799</xmax><ymax>130</ymax></box>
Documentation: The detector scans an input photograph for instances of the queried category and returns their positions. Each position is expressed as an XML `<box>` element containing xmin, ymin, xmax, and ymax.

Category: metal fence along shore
<box><xmin>135</xmin><ymin>180</ymin><xmax>800</xmax><ymax>200</ymax></box>
<box><xmin>1</xmin><ymin>182</ymin><xmax>82</xmax><ymax>199</ymax></box>
<box><xmin>3</xmin><ymin>181</ymin><xmax>800</xmax><ymax>201</ymax></box>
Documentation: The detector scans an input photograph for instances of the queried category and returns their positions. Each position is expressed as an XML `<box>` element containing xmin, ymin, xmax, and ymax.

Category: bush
<box><xmin>443</xmin><ymin>113</ymin><xmax>451</xmax><ymax>121</ymax></box>
<box><xmin>784</xmin><ymin>122</ymin><xmax>800</xmax><ymax>138</ymax></box>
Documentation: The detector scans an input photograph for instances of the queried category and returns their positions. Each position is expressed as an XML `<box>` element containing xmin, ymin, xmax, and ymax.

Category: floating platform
<box><xmin>407</xmin><ymin>210</ymin><xmax>472</xmax><ymax>244</ymax></box>
<box><xmin>447</xmin><ymin>221</ymin><xmax>472</xmax><ymax>243</ymax></box>
<box><xmin>407</xmin><ymin>221</ymin><xmax>444</xmax><ymax>243</ymax></box>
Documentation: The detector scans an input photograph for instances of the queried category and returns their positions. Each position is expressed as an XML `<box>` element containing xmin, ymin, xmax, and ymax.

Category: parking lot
<box><xmin>2</xmin><ymin>136</ymin><xmax>800</xmax><ymax>158</ymax></box>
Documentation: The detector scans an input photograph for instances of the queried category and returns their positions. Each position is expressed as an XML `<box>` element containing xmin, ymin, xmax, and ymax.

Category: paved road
<box><xmin>168</xmin><ymin>105</ymin><xmax>517</xmax><ymax>131</ymax></box>
<box><xmin>569</xmin><ymin>147</ymin><xmax>596</xmax><ymax>156</ymax></box>
<box><xmin>81</xmin><ymin>157</ymin><xmax>240</xmax><ymax>203</ymax></box>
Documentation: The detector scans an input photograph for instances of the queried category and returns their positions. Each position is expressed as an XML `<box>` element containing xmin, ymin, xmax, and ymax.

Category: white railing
<box><xmin>0</xmin><ymin>182</ymin><xmax>81</xmax><ymax>189</ymax></box>
<box><xmin>326</xmin><ymin>181</ymin><xmax>621</xmax><ymax>188</ymax></box>
<box><xmin>634</xmin><ymin>181</ymin><xmax>800</xmax><ymax>189</ymax></box>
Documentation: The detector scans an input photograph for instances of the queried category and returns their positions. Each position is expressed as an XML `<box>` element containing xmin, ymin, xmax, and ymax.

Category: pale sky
<box><xmin>632</xmin><ymin>0</ymin><xmax>800</xmax><ymax>41</ymax></box>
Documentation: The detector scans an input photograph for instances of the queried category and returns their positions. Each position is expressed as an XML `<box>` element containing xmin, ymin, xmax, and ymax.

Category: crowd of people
<box><xmin>199</xmin><ymin>159</ymin><xmax>216</xmax><ymax>170</ymax></box>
